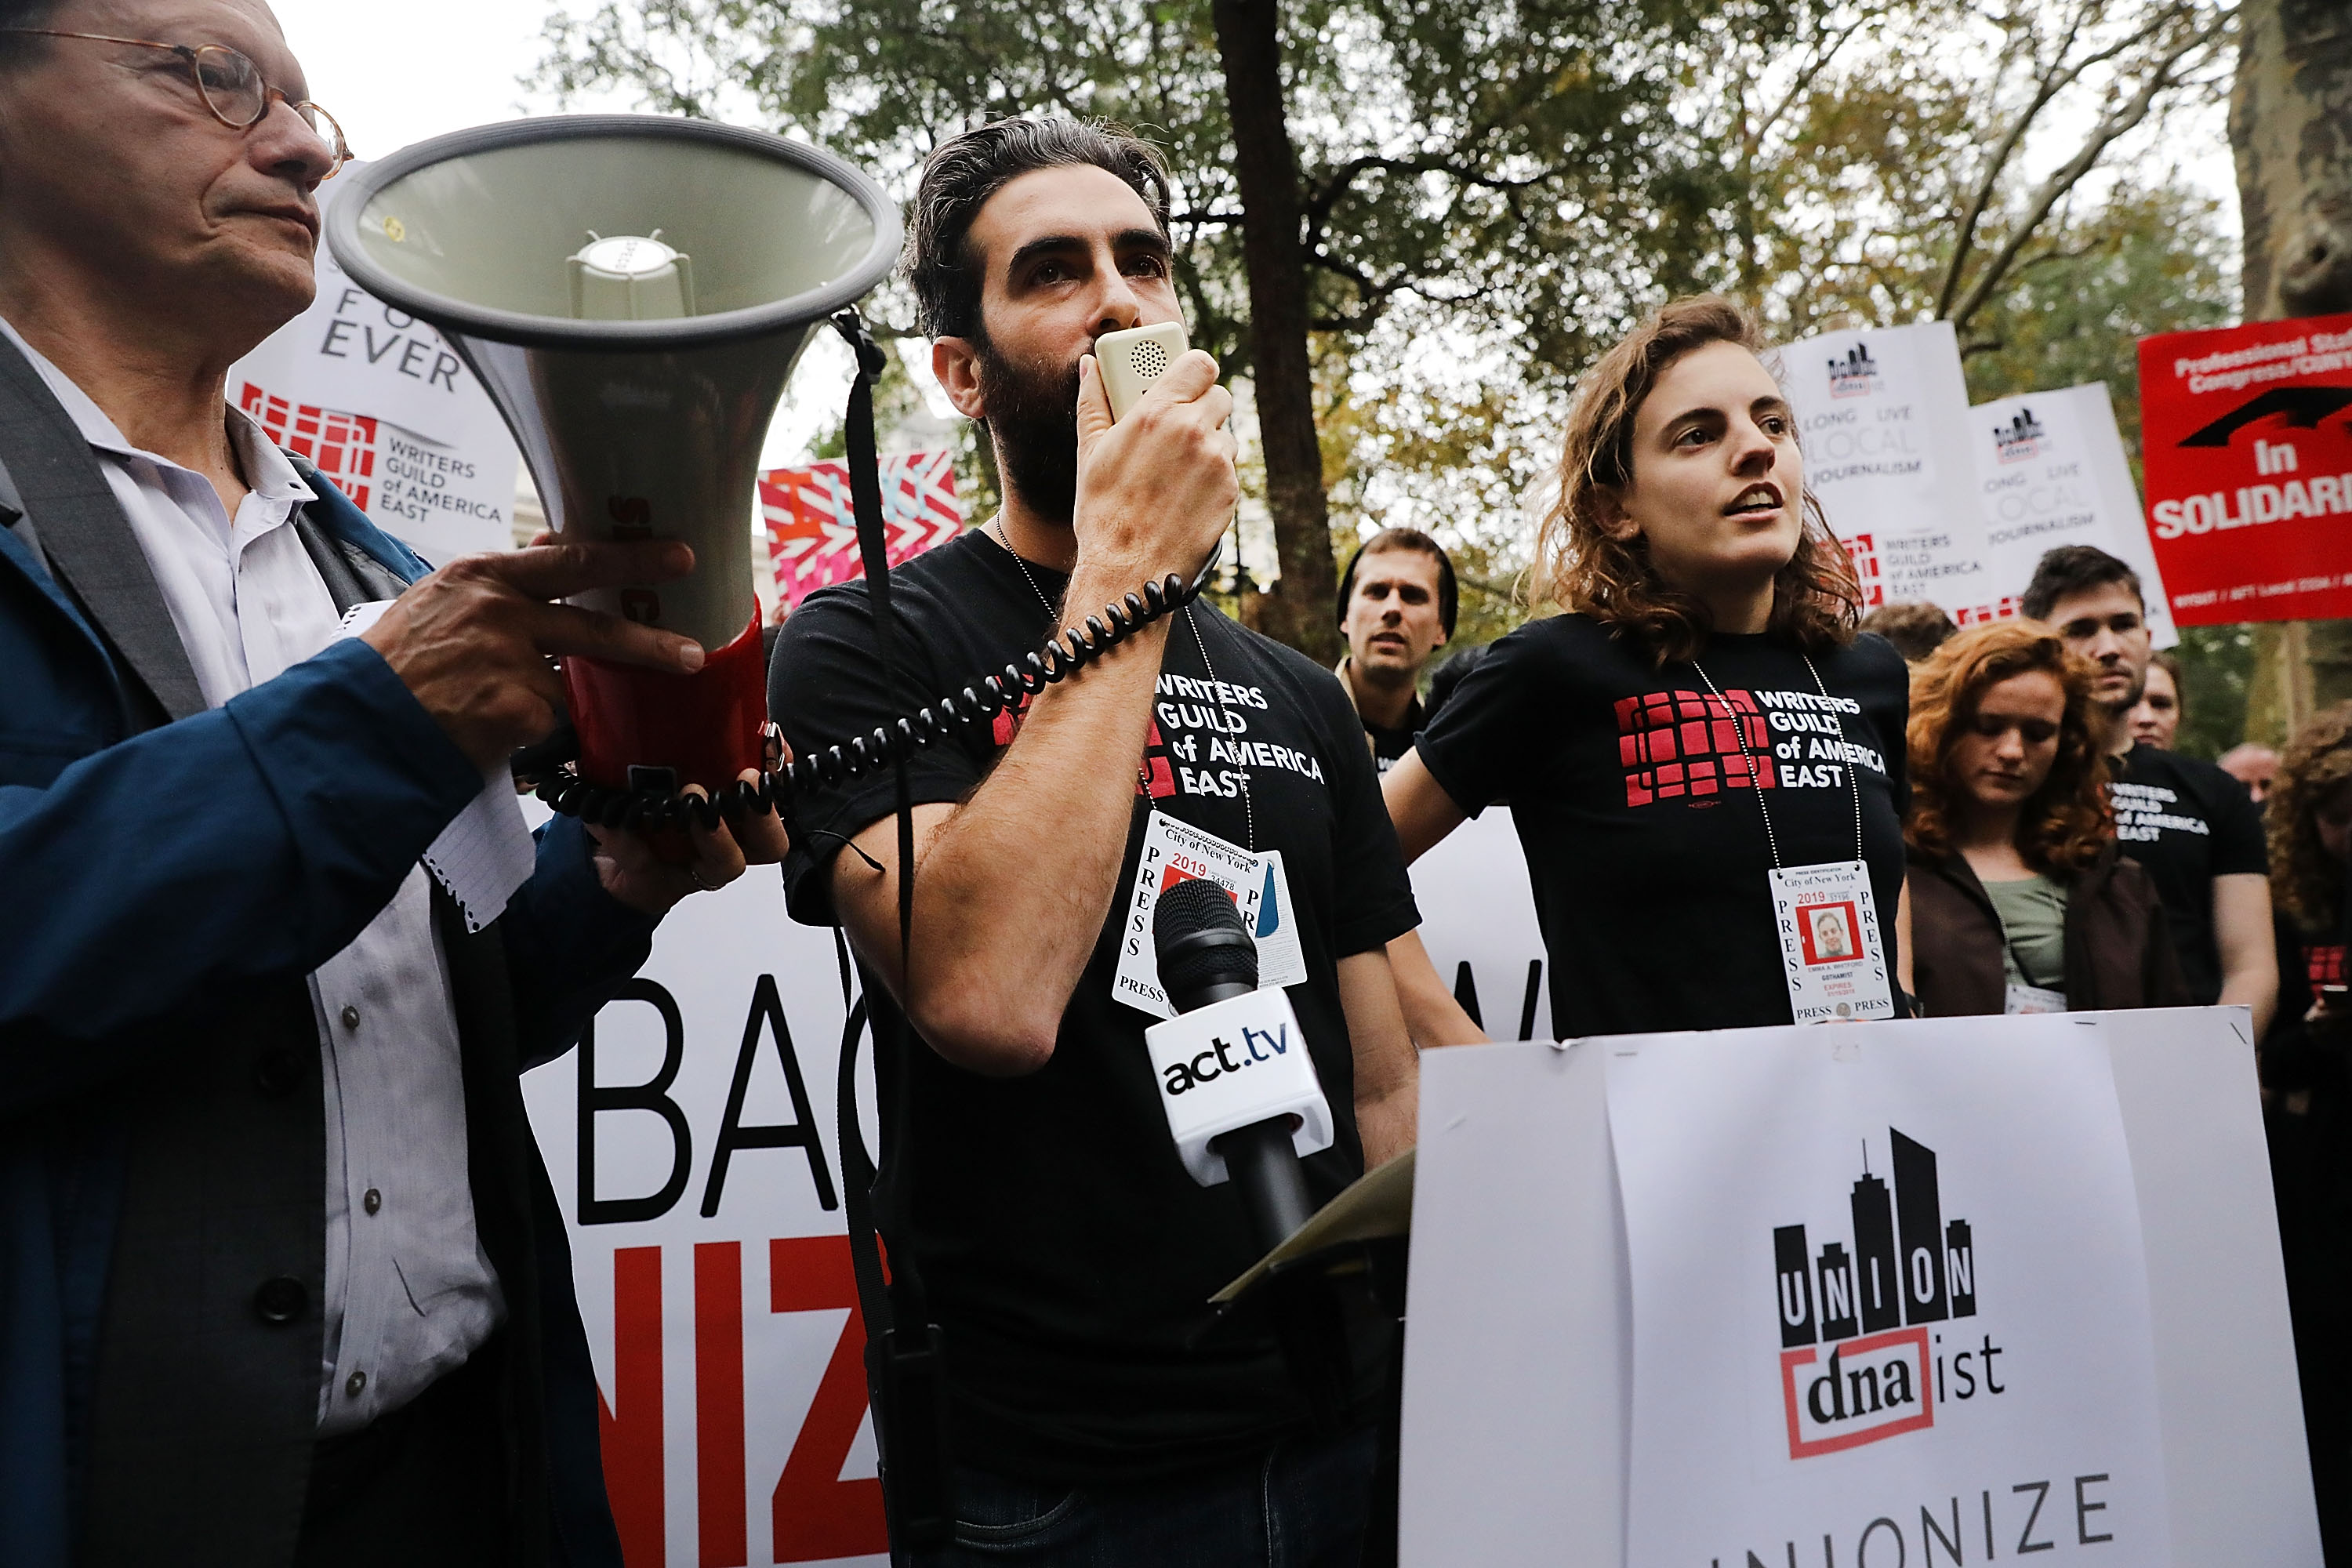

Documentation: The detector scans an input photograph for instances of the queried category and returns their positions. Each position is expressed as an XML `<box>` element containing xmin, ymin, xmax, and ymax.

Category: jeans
<box><xmin>915</xmin><ymin>1425</ymin><xmax>1378</xmax><ymax>1567</ymax></box>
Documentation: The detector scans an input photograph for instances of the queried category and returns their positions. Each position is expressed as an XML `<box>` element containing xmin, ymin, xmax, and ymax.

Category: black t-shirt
<box><xmin>1414</xmin><ymin>615</ymin><xmax>1910</xmax><ymax>1037</ymax></box>
<box><xmin>768</xmin><ymin>531</ymin><xmax>1419</xmax><ymax>1483</ymax></box>
<box><xmin>1367</xmin><ymin>712</ymin><xmax>1419</xmax><ymax>771</ymax></box>
<box><xmin>2109</xmin><ymin>742</ymin><xmax>2268</xmax><ymax>1004</ymax></box>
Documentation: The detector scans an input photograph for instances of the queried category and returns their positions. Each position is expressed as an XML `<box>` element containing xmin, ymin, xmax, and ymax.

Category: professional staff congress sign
<box><xmin>2140</xmin><ymin>310</ymin><xmax>2352</xmax><ymax>625</ymax></box>
<box><xmin>1607</xmin><ymin>1029</ymin><xmax>2171</xmax><ymax>1567</ymax></box>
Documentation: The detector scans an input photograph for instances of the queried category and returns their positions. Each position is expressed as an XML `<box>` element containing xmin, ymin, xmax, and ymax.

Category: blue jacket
<box><xmin>0</xmin><ymin>458</ymin><xmax>642</xmax><ymax>1562</ymax></box>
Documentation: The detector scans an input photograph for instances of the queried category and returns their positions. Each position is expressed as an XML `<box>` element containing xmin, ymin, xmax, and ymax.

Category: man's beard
<box><xmin>975</xmin><ymin>334</ymin><xmax>1081</xmax><ymax>527</ymax></box>
<box><xmin>2100</xmin><ymin>664</ymin><xmax>2149</xmax><ymax>718</ymax></box>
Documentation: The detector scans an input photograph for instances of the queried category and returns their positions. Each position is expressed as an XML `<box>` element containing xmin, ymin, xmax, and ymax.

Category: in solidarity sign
<box><xmin>2139</xmin><ymin>310</ymin><xmax>2352</xmax><ymax>625</ymax></box>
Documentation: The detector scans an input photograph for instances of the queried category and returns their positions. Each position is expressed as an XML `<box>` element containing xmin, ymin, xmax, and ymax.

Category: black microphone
<box><xmin>1153</xmin><ymin>877</ymin><xmax>1319</xmax><ymax>1253</ymax></box>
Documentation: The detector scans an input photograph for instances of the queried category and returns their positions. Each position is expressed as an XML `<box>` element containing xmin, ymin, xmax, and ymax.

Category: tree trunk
<box><xmin>2232</xmin><ymin>0</ymin><xmax>2352</xmax><ymax>745</ymax></box>
<box><xmin>1210</xmin><ymin>0</ymin><xmax>1342</xmax><ymax>664</ymax></box>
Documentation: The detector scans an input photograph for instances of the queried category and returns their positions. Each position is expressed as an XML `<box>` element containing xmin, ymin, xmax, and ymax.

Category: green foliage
<box><xmin>535</xmin><ymin>0</ymin><xmax>2239</xmax><ymax>667</ymax></box>
<box><xmin>2174</xmin><ymin>622</ymin><xmax>2256</xmax><ymax>761</ymax></box>
<box><xmin>1958</xmin><ymin>183</ymin><xmax>2238</xmax><ymax>466</ymax></box>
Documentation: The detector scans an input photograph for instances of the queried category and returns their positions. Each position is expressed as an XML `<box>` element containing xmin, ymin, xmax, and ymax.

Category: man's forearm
<box><xmin>902</xmin><ymin>575</ymin><xmax>1173</xmax><ymax>1066</ymax></box>
<box><xmin>2220</xmin><ymin>966</ymin><xmax>2278</xmax><ymax>1041</ymax></box>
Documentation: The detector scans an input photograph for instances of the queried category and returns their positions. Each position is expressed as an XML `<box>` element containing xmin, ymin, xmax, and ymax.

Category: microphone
<box><xmin>1148</xmin><ymin>877</ymin><xmax>1334</xmax><ymax>1254</ymax></box>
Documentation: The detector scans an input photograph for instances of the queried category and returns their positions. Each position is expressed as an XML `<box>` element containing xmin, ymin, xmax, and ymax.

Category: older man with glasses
<box><xmin>0</xmin><ymin>4</ymin><xmax>787</xmax><ymax>1565</ymax></box>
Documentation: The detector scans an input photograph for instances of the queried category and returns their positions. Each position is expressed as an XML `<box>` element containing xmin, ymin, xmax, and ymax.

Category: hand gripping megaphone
<box><xmin>324</xmin><ymin>115</ymin><xmax>900</xmax><ymax>820</ymax></box>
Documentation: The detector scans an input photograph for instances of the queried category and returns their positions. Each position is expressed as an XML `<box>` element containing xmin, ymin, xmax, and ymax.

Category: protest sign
<box><xmin>1969</xmin><ymin>382</ymin><xmax>2177</xmax><ymax>646</ymax></box>
<box><xmin>761</xmin><ymin>452</ymin><xmax>964</xmax><ymax>608</ymax></box>
<box><xmin>1778</xmin><ymin>321</ymin><xmax>1987</xmax><ymax>613</ymax></box>
<box><xmin>2139</xmin><ymin>311</ymin><xmax>2352</xmax><ymax>625</ymax></box>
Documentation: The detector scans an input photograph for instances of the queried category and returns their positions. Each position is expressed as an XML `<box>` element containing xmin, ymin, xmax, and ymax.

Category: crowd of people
<box><xmin>0</xmin><ymin>2</ymin><xmax>2341</xmax><ymax>1559</ymax></box>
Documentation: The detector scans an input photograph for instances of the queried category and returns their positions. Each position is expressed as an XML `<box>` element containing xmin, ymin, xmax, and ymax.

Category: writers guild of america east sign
<box><xmin>1772</xmin><ymin>1129</ymin><xmax>2007</xmax><ymax>1459</ymax></box>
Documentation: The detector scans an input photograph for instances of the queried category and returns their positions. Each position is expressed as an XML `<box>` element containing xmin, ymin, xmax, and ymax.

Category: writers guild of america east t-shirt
<box><xmin>767</xmin><ymin>530</ymin><xmax>1419</xmax><ymax>1484</ymax></box>
<box><xmin>2108</xmin><ymin>742</ymin><xmax>2267</xmax><ymax>1004</ymax></box>
<box><xmin>1414</xmin><ymin>615</ymin><xmax>1911</xmax><ymax>1038</ymax></box>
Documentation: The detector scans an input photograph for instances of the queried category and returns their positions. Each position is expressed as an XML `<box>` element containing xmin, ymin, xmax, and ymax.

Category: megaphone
<box><xmin>325</xmin><ymin>114</ymin><xmax>900</xmax><ymax>812</ymax></box>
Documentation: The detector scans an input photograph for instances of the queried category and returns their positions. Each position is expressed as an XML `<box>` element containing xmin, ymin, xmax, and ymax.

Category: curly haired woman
<box><xmin>1382</xmin><ymin>296</ymin><xmax>1912</xmax><ymax>1035</ymax></box>
<box><xmin>2259</xmin><ymin>703</ymin><xmax>2352</xmax><ymax>1562</ymax></box>
<box><xmin>1902</xmin><ymin>622</ymin><xmax>2186</xmax><ymax>1016</ymax></box>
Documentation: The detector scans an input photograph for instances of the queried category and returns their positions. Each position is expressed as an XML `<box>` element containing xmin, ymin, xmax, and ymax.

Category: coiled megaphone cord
<box><xmin>532</xmin><ymin>555</ymin><xmax>1213</xmax><ymax>833</ymax></box>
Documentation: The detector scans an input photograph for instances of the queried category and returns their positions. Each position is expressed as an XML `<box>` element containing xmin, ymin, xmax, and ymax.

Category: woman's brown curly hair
<box><xmin>2269</xmin><ymin>703</ymin><xmax>2352</xmax><ymax>932</ymax></box>
<box><xmin>1527</xmin><ymin>294</ymin><xmax>1862</xmax><ymax>664</ymax></box>
<box><xmin>1905</xmin><ymin>620</ymin><xmax>2111</xmax><ymax>872</ymax></box>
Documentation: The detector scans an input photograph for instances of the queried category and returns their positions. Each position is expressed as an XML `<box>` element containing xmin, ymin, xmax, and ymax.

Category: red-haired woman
<box><xmin>1382</xmin><ymin>296</ymin><xmax>1913</xmax><ymax>1036</ymax></box>
<box><xmin>1903</xmin><ymin>622</ymin><xmax>2186</xmax><ymax>1015</ymax></box>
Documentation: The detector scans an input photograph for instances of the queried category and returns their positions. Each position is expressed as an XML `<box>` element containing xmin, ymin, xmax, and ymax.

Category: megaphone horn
<box><xmin>325</xmin><ymin>114</ymin><xmax>901</xmax><ymax>819</ymax></box>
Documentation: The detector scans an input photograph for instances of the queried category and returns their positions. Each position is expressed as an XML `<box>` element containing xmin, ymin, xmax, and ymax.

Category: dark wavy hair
<box><xmin>1528</xmin><ymin>294</ymin><xmax>1860</xmax><ymax>664</ymax></box>
<box><xmin>904</xmin><ymin>118</ymin><xmax>1172</xmax><ymax>342</ymax></box>
<box><xmin>1905</xmin><ymin>620</ymin><xmax>2111</xmax><ymax>872</ymax></box>
<box><xmin>2269</xmin><ymin>703</ymin><xmax>2352</xmax><ymax>933</ymax></box>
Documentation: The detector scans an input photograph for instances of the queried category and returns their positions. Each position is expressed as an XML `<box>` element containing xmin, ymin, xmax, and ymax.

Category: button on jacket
<box><xmin>0</xmin><ymin>333</ymin><xmax>647</xmax><ymax>1568</ymax></box>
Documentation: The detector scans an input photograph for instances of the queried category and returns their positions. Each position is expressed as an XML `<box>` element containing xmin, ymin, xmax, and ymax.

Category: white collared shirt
<box><xmin>0</xmin><ymin>318</ymin><xmax>503</xmax><ymax>1435</ymax></box>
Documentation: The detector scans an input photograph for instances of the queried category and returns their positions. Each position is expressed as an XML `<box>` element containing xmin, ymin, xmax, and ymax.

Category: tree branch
<box><xmin>1947</xmin><ymin>9</ymin><xmax>2231</xmax><ymax>328</ymax></box>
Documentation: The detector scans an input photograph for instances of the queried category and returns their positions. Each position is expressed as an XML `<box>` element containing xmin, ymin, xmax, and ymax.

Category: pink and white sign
<box><xmin>760</xmin><ymin>452</ymin><xmax>964</xmax><ymax>609</ymax></box>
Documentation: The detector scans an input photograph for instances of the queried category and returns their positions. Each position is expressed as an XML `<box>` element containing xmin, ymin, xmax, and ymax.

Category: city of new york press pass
<box><xmin>1113</xmin><ymin>811</ymin><xmax>1308</xmax><ymax>1018</ymax></box>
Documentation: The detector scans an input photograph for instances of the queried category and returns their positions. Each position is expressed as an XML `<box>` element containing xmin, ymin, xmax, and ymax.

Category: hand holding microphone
<box><xmin>1072</xmin><ymin>329</ymin><xmax>1236</xmax><ymax>586</ymax></box>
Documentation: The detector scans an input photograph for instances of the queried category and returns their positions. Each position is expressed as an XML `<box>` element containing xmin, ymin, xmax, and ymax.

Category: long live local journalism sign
<box><xmin>1968</xmin><ymin>382</ymin><xmax>2176</xmax><ymax>646</ymax></box>
<box><xmin>519</xmin><ymin>808</ymin><xmax>1543</xmax><ymax>1566</ymax></box>
<box><xmin>229</xmin><ymin>162</ymin><xmax>522</xmax><ymax>564</ymax></box>
<box><xmin>2139</xmin><ymin>311</ymin><xmax>2352</xmax><ymax>625</ymax></box>
<box><xmin>1779</xmin><ymin>321</ymin><xmax>1986</xmax><ymax>613</ymax></box>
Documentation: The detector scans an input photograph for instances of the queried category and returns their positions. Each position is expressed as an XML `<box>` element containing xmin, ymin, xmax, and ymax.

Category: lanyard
<box><xmin>1686</xmin><ymin>653</ymin><xmax>1864</xmax><ymax>870</ymax></box>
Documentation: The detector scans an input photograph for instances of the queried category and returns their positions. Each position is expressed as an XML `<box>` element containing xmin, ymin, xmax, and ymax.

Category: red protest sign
<box><xmin>2139</xmin><ymin>312</ymin><xmax>2352</xmax><ymax>625</ymax></box>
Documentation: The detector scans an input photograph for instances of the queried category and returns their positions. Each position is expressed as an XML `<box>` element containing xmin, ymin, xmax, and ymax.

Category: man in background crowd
<box><xmin>1859</xmin><ymin>599</ymin><xmax>1958</xmax><ymax>663</ymax></box>
<box><xmin>1334</xmin><ymin>526</ymin><xmax>1454</xmax><ymax>770</ymax></box>
<box><xmin>2131</xmin><ymin>649</ymin><xmax>2184</xmax><ymax>750</ymax></box>
<box><xmin>2022</xmin><ymin>546</ymin><xmax>2276</xmax><ymax>1035</ymax></box>
<box><xmin>2224</xmin><ymin>742</ymin><xmax>2283</xmax><ymax>804</ymax></box>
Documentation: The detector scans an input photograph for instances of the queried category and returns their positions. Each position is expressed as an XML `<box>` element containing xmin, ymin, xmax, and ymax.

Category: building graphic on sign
<box><xmin>1993</xmin><ymin>406</ymin><xmax>2049</xmax><ymax>463</ymax></box>
<box><xmin>1827</xmin><ymin>343</ymin><xmax>1882</xmax><ymax>398</ymax></box>
<box><xmin>1772</xmin><ymin>1130</ymin><xmax>1983</xmax><ymax>1457</ymax></box>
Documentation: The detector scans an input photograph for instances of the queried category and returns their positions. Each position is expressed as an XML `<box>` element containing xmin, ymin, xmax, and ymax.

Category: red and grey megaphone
<box><xmin>325</xmin><ymin>114</ymin><xmax>899</xmax><ymax>816</ymax></box>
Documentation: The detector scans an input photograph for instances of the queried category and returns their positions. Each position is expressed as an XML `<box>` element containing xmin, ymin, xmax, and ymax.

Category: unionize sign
<box><xmin>229</xmin><ymin>162</ymin><xmax>523</xmax><ymax>563</ymax></box>
<box><xmin>1777</xmin><ymin>321</ymin><xmax>1987</xmax><ymax>612</ymax></box>
<box><xmin>1606</xmin><ymin>1029</ymin><xmax>2172</xmax><ymax>1567</ymax></box>
<box><xmin>2138</xmin><ymin>310</ymin><xmax>2352</xmax><ymax>625</ymax></box>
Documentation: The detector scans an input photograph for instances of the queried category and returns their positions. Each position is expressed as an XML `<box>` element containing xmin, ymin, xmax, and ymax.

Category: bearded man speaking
<box><xmin>768</xmin><ymin>118</ymin><xmax>1423</xmax><ymax>1563</ymax></box>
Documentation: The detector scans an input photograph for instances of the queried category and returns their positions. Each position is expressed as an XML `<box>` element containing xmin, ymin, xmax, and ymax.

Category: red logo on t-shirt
<box><xmin>1615</xmin><ymin>688</ymin><xmax>1775</xmax><ymax>808</ymax></box>
<box><xmin>992</xmin><ymin>692</ymin><xmax>1173</xmax><ymax>798</ymax></box>
<box><xmin>2306</xmin><ymin>943</ymin><xmax>2346</xmax><ymax>992</ymax></box>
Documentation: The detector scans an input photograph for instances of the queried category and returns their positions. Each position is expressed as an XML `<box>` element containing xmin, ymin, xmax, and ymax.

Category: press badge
<box><xmin>1112</xmin><ymin>811</ymin><xmax>1308</xmax><ymax>1018</ymax></box>
<box><xmin>1769</xmin><ymin>860</ymin><xmax>1895</xmax><ymax>1023</ymax></box>
<box><xmin>2005</xmin><ymin>982</ymin><xmax>2067</xmax><ymax>1015</ymax></box>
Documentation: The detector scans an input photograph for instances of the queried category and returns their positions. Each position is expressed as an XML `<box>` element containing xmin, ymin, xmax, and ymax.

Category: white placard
<box><xmin>1970</xmin><ymin>381</ymin><xmax>2179</xmax><ymax>646</ymax></box>
<box><xmin>1608</xmin><ymin>1025</ymin><xmax>2170</xmax><ymax>1567</ymax></box>
<box><xmin>1779</xmin><ymin>321</ymin><xmax>1987</xmax><ymax>613</ymax></box>
<box><xmin>230</xmin><ymin>162</ymin><xmax>522</xmax><ymax>564</ymax></box>
<box><xmin>1398</xmin><ymin>1011</ymin><xmax>2321</xmax><ymax>1568</ymax></box>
